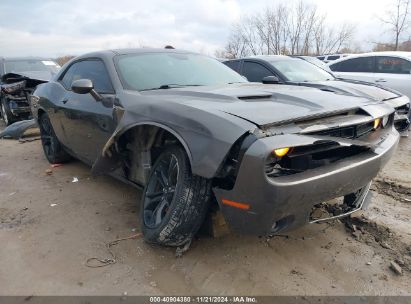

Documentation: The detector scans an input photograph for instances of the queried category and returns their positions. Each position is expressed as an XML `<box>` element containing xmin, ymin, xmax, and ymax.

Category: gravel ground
<box><xmin>0</xmin><ymin>121</ymin><xmax>410</xmax><ymax>296</ymax></box>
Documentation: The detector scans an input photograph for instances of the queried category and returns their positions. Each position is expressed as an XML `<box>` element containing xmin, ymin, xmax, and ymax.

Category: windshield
<box><xmin>4</xmin><ymin>59</ymin><xmax>61</xmax><ymax>74</ymax></box>
<box><xmin>300</xmin><ymin>57</ymin><xmax>332</xmax><ymax>73</ymax></box>
<box><xmin>269</xmin><ymin>59</ymin><xmax>334</xmax><ymax>82</ymax></box>
<box><xmin>115</xmin><ymin>52</ymin><xmax>246</xmax><ymax>91</ymax></box>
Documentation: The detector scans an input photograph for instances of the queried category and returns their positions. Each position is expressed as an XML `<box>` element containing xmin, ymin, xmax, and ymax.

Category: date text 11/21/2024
<box><xmin>149</xmin><ymin>296</ymin><xmax>257</xmax><ymax>303</ymax></box>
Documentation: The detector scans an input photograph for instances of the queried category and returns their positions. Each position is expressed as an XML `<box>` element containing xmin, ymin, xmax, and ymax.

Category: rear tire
<box><xmin>141</xmin><ymin>145</ymin><xmax>211</xmax><ymax>246</ymax></box>
<box><xmin>38</xmin><ymin>113</ymin><xmax>71</xmax><ymax>164</ymax></box>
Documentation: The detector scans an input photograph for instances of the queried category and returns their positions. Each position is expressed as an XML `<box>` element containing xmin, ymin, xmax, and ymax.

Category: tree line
<box><xmin>218</xmin><ymin>0</ymin><xmax>411</xmax><ymax>59</ymax></box>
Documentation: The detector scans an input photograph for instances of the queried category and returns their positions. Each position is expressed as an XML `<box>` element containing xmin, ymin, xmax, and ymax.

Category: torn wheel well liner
<box><xmin>92</xmin><ymin>122</ymin><xmax>193</xmax><ymax>186</ymax></box>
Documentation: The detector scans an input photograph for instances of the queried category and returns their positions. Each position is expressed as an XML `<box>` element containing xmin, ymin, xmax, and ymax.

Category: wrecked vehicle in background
<box><xmin>32</xmin><ymin>49</ymin><xmax>399</xmax><ymax>247</ymax></box>
<box><xmin>0</xmin><ymin>57</ymin><xmax>60</xmax><ymax>125</ymax></box>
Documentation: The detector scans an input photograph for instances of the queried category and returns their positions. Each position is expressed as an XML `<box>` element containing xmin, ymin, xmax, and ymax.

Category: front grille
<box><xmin>308</xmin><ymin>121</ymin><xmax>374</xmax><ymax>139</ymax></box>
<box><xmin>266</xmin><ymin>142</ymin><xmax>370</xmax><ymax>178</ymax></box>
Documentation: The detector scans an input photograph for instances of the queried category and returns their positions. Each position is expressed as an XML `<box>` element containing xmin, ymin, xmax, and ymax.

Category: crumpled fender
<box><xmin>91</xmin><ymin>101</ymin><xmax>256</xmax><ymax>179</ymax></box>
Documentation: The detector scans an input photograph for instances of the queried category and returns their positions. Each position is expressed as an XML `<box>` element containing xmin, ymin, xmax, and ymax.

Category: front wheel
<box><xmin>141</xmin><ymin>145</ymin><xmax>211</xmax><ymax>246</ymax></box>
<box><xmin>1</xmin><ymin>98</ymin><xmax>16</xmax><ymax>126</ymax></box>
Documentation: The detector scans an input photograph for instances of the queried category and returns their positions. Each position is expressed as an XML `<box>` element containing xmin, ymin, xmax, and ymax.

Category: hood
<box><xmin>139</xmin><ymin>83</ymin><xmax>386</xmax><ymax>127</ymax></box>
<box><xmin>1</xmin><ymin>71</ymin><xmax>51</xmax><ymax>90</ymax></box>
<box><xmin>292</xmin><ymin>79</ymin><xmax>401</xmax><ymax>101</ymax></box>
<box><xmin>1</xmin><ymin>71</ymin><xmax>53</xmax><ymax>83</ymax></box>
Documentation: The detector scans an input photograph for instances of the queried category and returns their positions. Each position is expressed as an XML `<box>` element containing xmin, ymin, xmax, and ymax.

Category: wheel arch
<box><xmin>117</xmin><ymin>121</ymin><xmax>194</xmax><ymax>165</ymax></box>
<box><xmin>91</xmin><ymin>121</ymin><xmax>194</xmax><ymax>186</ymax></box>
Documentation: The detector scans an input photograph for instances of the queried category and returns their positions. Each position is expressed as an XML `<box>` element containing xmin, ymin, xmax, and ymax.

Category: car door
<box><xmin>241</xmin><ymin>61</ymin><xmax>275</xmax><ymax>82</ymax></box>
<box><xmin>57</xmin><ymin>59</ymin><xmax>116</xmax><ymax>163</ymax></box>
<box><xmin>330</xmin><ymin>56</ymin><xmax>376</xmax><ymax>83</ymax></box>
<box><xmin>374</xmin><ymin>56</ymin><xmax>411</xmax><ymax>98</ymax></box>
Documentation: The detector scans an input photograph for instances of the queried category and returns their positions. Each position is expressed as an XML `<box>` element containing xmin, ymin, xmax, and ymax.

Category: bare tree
<box><xmin>223</xmin><ymin>0</ymin><xmax>355</xmax><ymax>56</ymax></box>
<box><xmin>316</xmin><ymin>23</ymin><xmax>356</xmax><ymax>54</ymax></box>
<box><xmin>223</xmin><ymin>28</ymin><xmax>250</xmax><ymax>58</ymax></box>
<box><xmin>55</xmin><ymin>55</ymin><xmax>75</xmax><ymax>66</ymax></box>
<box><xmin>378</xmin><ymin>0</ymin><xmax>410</xmax><ymax>50</ymax></box>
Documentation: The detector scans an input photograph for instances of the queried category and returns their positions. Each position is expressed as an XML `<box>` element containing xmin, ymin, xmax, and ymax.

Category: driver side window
<box><xmin>60</xmin><ymin>59</ymin><xmax>114</xmax><ymax>93</ymax></box>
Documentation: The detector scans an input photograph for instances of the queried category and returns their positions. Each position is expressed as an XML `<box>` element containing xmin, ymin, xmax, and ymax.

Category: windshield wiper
<box><xmin>140</xmin><ymin>84</ymin><xmax>202</xmax><ymax>91</ymax></box>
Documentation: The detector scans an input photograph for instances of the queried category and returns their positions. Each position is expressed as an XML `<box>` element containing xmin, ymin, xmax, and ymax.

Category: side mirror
<box><xmin>71</xmin><ymin>79</ymin><xmax>93</xmax><ymax>94</ymax></box>
<box><xmin>262</xmin><ymin>76</ymin><xmax>280</xmax><ymax>84</ymax></box>
<box><xmin>71</xmin><ymin>79</ymin><xmax>102</xmax><ymax>101</ymax></box>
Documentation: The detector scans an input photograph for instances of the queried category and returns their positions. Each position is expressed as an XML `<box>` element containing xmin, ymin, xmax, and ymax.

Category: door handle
<box><xmin>60</xmin><ymin>98</ymin><xmax>68</xmax><ymax>104</ymax></box>
<box><xmin>375</xmin><ymin>79</ymin><xmax>387</xmax><ymax>83</ymax></box>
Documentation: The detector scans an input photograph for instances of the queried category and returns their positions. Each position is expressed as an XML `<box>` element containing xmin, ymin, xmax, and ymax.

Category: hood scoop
<box><xmin>238</xmin><ymin>94</ymin><xmax>272</xmax><ymax>101</ymax></box>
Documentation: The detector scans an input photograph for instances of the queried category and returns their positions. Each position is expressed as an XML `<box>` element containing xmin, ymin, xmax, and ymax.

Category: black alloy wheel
<box><xmin>143</xmin><ymin>152</ymin><xmax>179</xmax><ymax>228</ymax></box>
<box><xmin>141</xmin><ymin>145</ymin><xmax>211</xmax><ymax>246</ymax></box>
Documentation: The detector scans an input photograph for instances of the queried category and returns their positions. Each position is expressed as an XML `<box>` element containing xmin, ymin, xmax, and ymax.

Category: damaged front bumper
<box><xmin>1</xmin><ymin>76</ymin><xmax>41</xmax><ymax>119</ymax></box>
<box><xmin>7</xmin><ymin>97</ymin><xmax>31</xmax><ymax>116</ymax></box>
<box><xmin>213</xmin><ymin>126</ymin><xmax>399</xmax><ymax>236</ymax></box>
<box><xmin>385</xmin><ymin>96</ymin><xmax>411</xmax><ymax>135</ymax></box>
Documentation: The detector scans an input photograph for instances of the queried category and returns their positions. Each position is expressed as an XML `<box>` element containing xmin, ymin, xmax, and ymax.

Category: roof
<box><xmin>316</xmin><ymin>53</ymin><xmax>353</xmax><ymax>57</ymax></box>
<box><xmin>110</xmin><ymin>48</ymin><xmax>193</xmax><ymax>55</ymax></box>
<box><xmin>328</xmin><ymin>51</ymin><xmax>411</xmax><ymax>65</ymax></box>
<box><xmin>360</xmin><ymin>51</ymin><xmax>411</xmax><ymax>57</ymax></box>
<box><xmin>225</xmin><ymin>55</ymin><xmax>295</xmax><ymax>62</ymax></box>
<box><xmin>70</xmin><ymin>48</ymin><xmax>197</xmax><ymax>62</ymax></box>
<box><xmin>251</xmin><ymin>55</ymin><xmax>290</xmax><ymax>60</ymax></box>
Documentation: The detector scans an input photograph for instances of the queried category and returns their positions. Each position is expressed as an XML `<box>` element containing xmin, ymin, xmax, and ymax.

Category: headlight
<box><xmin>273</xmin><ymin>147</ymin><xmax>290</xmax><ymax>157</ymax></box>
<box><xmin>373</xmin><ymin>118</ymin><xmax>381</xmax><ymax>130</ymax></box>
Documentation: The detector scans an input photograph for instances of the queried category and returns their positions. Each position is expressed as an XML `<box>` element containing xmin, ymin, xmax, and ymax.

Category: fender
<box><xmin>91</xmin><ymin>104</ymin><xmax>255</xmax><ymax>179</ymax></box>
<box><xmin>91</xmin><ymin>119</ymin><xmax>194</xmax><ymax>176</ymax></box>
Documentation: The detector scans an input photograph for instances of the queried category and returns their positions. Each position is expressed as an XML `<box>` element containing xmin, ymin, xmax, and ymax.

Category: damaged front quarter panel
<box><xmin>90</xmin><ymin>94</ymin><xmax>257</xmax><ymax>184</ymax></box>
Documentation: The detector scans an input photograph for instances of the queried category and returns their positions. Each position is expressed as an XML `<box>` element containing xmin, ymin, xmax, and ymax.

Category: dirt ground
<box><xmin>0</xmin><ymin>121</ymin><xmax>410</xmax><ymax>296</ymax></box>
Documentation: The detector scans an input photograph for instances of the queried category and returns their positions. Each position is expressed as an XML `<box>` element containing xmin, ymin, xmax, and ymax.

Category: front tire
<box><xmin>141</xmin><ymin>145</ymin><xmax>211</xmax><ymax>246</ymax></box>
<box><xmin>38</xmin><ymin>113</ymin><xmax>71</xmax><ymax>164</ymax></box>
<box><xmin>1</xmin><ymin>97</ymin><xmax>16</xmax><ymax>126</ymax></box>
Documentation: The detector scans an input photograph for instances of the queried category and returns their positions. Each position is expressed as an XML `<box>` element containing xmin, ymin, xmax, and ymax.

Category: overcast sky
<box><xmin>0</xmin><ymin>0</ymin><xmax>404</xmax><ymax>58</ymax></box>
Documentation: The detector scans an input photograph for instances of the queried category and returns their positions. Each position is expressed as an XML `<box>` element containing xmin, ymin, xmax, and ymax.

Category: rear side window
<box><xmin>326</xmin><ymin>55</ymin><xmax>340</xmax><ymax>61</ymax></box>
<box><xmin>375</xmin><ymin>56</ymin><xmax>411</xmax><ymax>74</ymax></box>
<box><xmin>317</xmin><ymin>56</ymin><xmax>325</xmax><ymax>61</ymax></box>
<box><xmin>60</xmin><ymin>59</ymin><xmax>114</xmax><ymax>93</ymax></box>
<box><xmin>242</xmin><ymin>61</ymin><xmax>273</xmax><ymax>82</ymax></box>
<box><xmin>224</xmin><ymin>60</ymin><xmax>241</xmax><ymax>73</ymax></box>
<box><xmin>330</xmin><ymin>57</ymin><xmax>374</xmax><ymax>73</ymax></box>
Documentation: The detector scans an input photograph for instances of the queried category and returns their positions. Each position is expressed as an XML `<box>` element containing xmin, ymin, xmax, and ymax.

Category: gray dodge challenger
<box><xmin>31</xmin><ymin>49</ymin><xmax>399</xmax><ymax>246</ymax></box>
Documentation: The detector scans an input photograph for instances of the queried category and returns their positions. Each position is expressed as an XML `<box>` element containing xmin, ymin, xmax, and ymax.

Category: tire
<box><xmin>141</xmin><ymin>145</ymin><xmax>212</xmax><ymax>246</ymax></box>
<box><xmin>1</xmin><ymin>97</ymin><xmax>16</xmax><ymax>126</ymax></box>
<box><xmin>38</xmin><ymin>113</ymin><xmax>71</xmax><ymax>164</ymax></box>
